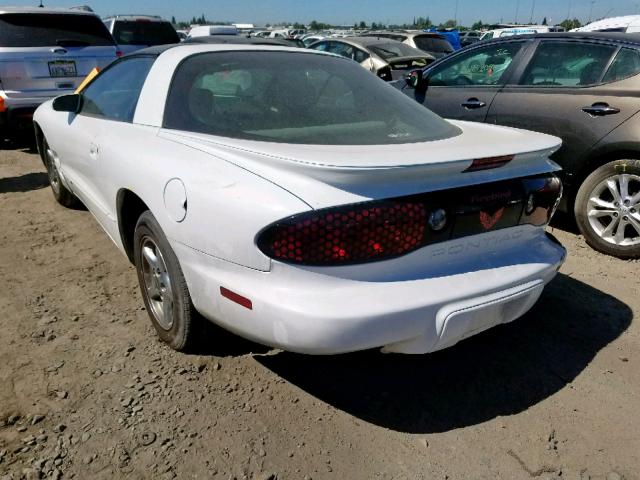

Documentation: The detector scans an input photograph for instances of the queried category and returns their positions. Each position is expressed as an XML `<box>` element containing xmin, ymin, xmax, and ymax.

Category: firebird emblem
<box><xmin>480</xmin><ymin>208</ymin><xmax>505</xmax><ymax>230</ymax></box>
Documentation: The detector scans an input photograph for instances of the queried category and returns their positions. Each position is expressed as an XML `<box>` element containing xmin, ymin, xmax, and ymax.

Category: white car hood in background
<box><xmin>159</xmin><ymin>120</ymin><xmax>562</xmax><ymax>209</ymax></box>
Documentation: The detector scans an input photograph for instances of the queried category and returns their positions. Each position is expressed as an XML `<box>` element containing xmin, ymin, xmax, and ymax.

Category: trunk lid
<box><xmin>387</xmin><ymin>55</ymin><xmax>434</xmax><ymax>80</ymax></box>
<box><xmin>387</xmin><ymin>55</ymin><xmax>433</xmax><ymax>69</ymax></box>
<box><xmin>160</xmin><ymin>120</ymin><xmax>562</xmax><ymax>209</ymax></box>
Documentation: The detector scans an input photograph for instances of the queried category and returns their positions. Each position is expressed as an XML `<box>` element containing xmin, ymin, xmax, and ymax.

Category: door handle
<box><xmin>581</xmin><ymin>102</ymin><xmax>620</xmax><ymax>116</ymax></box>
<box><xmin>89</xmin><ymin>143</ymin><xmax>99</xmax><ymax>158</ymax></box>
<box><xmin>50</xmin><ymin>47</ymin><xmax>67</xmax><ymax>54</ymax></box>
<box><xmin>461</xmin><ymin>98</ymin><xmax>487</xmax><ymax>109</ymax></box>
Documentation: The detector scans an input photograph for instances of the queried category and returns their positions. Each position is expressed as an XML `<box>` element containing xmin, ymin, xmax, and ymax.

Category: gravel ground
<box><xmin>1</xmin><ymin>145</ymin><xmax>639</xmax><ymax>480</ymax></box>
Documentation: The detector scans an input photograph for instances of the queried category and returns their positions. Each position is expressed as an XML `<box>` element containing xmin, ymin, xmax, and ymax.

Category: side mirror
<box><xmin>405</xmin><ymin>69</ymin><xmax>427</xmax><ymax>90</ymax></box>
<box><xmin>52</xmin><ymin>94</ymin><xmax>81</xmax><ymax>113</ymax></box>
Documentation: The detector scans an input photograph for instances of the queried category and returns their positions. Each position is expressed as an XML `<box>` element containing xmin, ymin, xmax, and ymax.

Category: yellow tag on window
<box><xmin>75</xmin><ymin>67</ymin><xmax>101</xmax><ymax>94</ymax></box>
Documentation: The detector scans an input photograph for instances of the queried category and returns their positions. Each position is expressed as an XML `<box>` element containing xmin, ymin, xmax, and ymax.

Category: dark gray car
<box><xmin>401</xmin><ymin>32</ymin><xmax>640</xmax><ymax>258</ymax></box>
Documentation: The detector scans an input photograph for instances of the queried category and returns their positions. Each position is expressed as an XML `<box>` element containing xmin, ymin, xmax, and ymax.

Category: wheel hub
<box><xmin>586</xmin><ymin>173</ymin><xmax>640</xmax><ymax>247</ymax></box>
<box><xmin>140</xmin><ymin>237</ymin><xmax>174</xmax><ymax>330</ymax></box>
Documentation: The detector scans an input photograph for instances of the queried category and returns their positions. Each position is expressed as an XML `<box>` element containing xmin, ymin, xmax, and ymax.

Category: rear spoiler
<box><xmin>387</xmin><ymin>55</ymin><xmax>434</xmax><ymax>69</ymax></box>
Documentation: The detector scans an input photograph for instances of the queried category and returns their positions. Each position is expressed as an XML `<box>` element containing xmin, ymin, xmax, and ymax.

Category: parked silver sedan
<box><xmin>359</xmin><ymin>31</ymin><xmax>454</xmax><ymax>59</ymax></box>
<box><xmin>308</xmin><ymin>37</ymin><xmax>434</xmax><ymax>81</ymax></box>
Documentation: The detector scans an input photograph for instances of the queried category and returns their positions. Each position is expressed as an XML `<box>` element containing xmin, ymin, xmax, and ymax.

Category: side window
<box><xmin>326</xmin><ymin>42</ymin><xmax>354</xmax><ymax>59</ymax></box>
<box><xmin>429</xmin><ymin>42</ymin><xmax>523</xmax><ymax>86</ymax></box>
<box><xmin>81</xmin><ymin>56</ymin><xmax>155</xmax><ymax>122</ymax></box>
<box><xmin>309</xmin><ymin>41</ymin><xmax>328</xmax><ymax>52</ymax></box>
<box><xmin>519</xmin><ymin>42</ymin><xmax>617</xmax><ymax>87</ymax></box>
<box><xmin>603</xmin><ymin>47</ymin><xmax>640</xmax><ymax>83</ymax></box>
<box><xmin>353</xmin><ymin>48</ymin><xmax>370</xmax><ymax>63</ymax></box>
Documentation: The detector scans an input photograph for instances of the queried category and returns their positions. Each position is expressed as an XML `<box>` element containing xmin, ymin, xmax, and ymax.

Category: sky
<box><xmin>8</xmin><ymin>0</ymin><xmax>640</xmax><ymax>26</ymax></box>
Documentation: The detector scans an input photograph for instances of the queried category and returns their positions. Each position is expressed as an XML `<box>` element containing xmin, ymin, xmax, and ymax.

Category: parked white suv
<box><xmin>0</xmin><ymin>7</ymin><xmax>117</xmax><ymax>139</ymax></box>
<box><xmin>103</xmin><ymin>16</ymin><xmax>180</xmax><ymax>55</ymax></box>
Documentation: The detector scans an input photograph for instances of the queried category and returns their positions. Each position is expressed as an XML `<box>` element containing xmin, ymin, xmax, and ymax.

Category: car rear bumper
<box><xmin>0</xmin><ymin>94</ymin><xmax>54</xmax><ymax>132</ymax></box>
<box><xmin>174</xmin><ymin>225</ymin><xmax>566</xmax><ymax>355</ymax></box>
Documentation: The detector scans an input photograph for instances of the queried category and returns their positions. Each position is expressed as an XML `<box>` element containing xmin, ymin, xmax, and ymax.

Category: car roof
<box><xmin>481</xmin><ymin>31</ymin><xmax>640</xmax><ymax>45</ymax></box>
<box><xmin>574</xmin><ymin>15</ymin><xmax>640</xmax><ymax>31</ymax></box>
<box><xmin>183</xmin><ymin>35</ymin><xmax>295</xmax><ymax>47</ymax></box>
<box><xmin>358</xmin><ymin>31</ymin><xmax>446</xmax><ymax>40</ymax></box>
<box><xmin>327</xmin><ymin>36</ymin><xmax>407</xmax><ymax>47</ymax></box>
<box><xmin>0</xmin><ymin>6</ymin><xmax>98</xmax><ymax>15</ymax></box>
<box><xmin>103</xmin><ymin>15</ymin><xmax>167</xmax><ymax>22</ymax></box>
<box><xmin>131</xmin><ymin>42</ymin><xmax>326</xmax><ymax>57</ymax></box>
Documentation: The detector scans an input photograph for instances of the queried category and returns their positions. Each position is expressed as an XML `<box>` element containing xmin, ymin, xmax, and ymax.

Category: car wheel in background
<box><xmin>133</xmin><ymin>210</ymin><xmax>201</xmax><ymax>351</ymax></box>
<box><xmin>43</xmin><ymin>138</ymin><xmax>79</xmax><ymax>208</ymax></box>
<box><xmin>575</xmin><ymin>159</ymin><xmax>640</xmax><ymax>259</ymax></box>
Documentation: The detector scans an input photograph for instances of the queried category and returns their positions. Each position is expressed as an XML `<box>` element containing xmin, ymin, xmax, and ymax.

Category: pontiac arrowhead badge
<box><xmin>479</xmin><ymin>207</ymin><xmax>505</xmax><ymax>230</ymax></box>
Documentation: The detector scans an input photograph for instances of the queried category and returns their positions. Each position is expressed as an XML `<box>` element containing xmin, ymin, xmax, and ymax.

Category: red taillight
<box><xmin>116</xmin><ymin>50</ymin><xmax>124</xmax><ymax>57</ymax></box>
<box><xmin>464</xmin><ymin>155</ymin><xmax>514</xmax><ymax>172</ymax></box>
<box><xmin>257</xmin><ymin>201</ymin><xmax>427</xmax><ymax>266</ymax></box>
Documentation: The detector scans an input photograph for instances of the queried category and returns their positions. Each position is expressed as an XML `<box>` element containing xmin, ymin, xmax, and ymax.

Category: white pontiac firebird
<box><xmin>33</xmin><ymin>43</ymin><xmax>566</xmax><ymax>354</ymax></box>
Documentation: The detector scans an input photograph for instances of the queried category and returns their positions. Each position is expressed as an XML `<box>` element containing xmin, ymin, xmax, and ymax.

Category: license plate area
<box><xmin>450</xmin><ymin>180</ymin><xmax>525</xmax><ymax>238</ymax></box>
<box><xmin>48</xmin><ymin>60</ymin><xmax>77</xmax><ymax>78</ymax></box>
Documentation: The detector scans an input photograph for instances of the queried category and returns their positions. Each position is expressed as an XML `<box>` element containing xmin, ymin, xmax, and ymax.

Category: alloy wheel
<box><xmin>140</xmin><ymin>236</ymin><xmax>174</xmax><ymax>330</ymax></box>
<box><xmin>45</xmin><ymin>147</ymin><xmax>61</xmax><ymax>195</ymax></box>
<box><xmin>586</xmin><ymin>173</ymin><xmax>640</xmax><ymax>246</ymax></box>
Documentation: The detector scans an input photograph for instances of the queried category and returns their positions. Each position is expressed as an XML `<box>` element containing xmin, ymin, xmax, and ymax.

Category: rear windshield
<box><xmin>164</xmin><ymin>51</ymin><xmax>460</xmax><ymax>145</ymax></box>
<box><xmin>369</xmin><ymin>42</ymin><xmax>426</xmax><ymax>60</ymax></box>
<box><xmin>112</xmin><ymin>20</ymin><xmax>180</xmax><ymax>46</ymax></box>
<box><xmin>414</xmin><ymin>36</ymin><xmax>454</xmax><ymax>53</ymax></box>
<box><xmin>0</xmin><ymin>13</ymin><xmax>114</xmax><ymax>47</ymax></box>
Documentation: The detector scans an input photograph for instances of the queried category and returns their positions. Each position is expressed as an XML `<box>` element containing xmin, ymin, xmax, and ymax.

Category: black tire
<box><xmin>42</xmin><ymin>137</ymin><xmax>79</xmax><ymax>208</ymax></box>
<box><xmin>133</xmin><ymin>210</ymin><xmax>200</xmax><ymax>351</ymax></box>
<box><xmin>574</xmin><ymin>159</ymin><xmax>640</xmax><ymax>259</ymax></box>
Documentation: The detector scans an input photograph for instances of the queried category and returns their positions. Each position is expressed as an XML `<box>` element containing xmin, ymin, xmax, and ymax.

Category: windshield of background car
<box><xmin>112</xmin><ymin>20</ymin><xmax>180</xmax><ymax>46</ymax></box>
<box><xmin>164</xmin><ymin>51</ymin><xmax>460</xmax><ymax>145</ymax></box>
<box><xmin>369</xmin><ymin>42</ymin><xmax>426</xmax><ymax>59</ymax></box>
<box><xmin>414</xmin><ymin>36</ymin><xmax>454</xmax><ymax>53</ymax></box>
<box><xmin>0</xmin><ymin>13</ymin><xmax>115</xmax><ymax>47</ymax></box>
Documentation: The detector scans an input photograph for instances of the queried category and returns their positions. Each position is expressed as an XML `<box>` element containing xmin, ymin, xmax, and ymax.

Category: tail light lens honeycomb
<box><xmin>257</xmin><ymin>201</ymin><xmax>428</xmax><ymax>266</ymax></box>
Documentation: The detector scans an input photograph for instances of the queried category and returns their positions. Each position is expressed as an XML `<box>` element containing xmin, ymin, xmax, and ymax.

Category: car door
<box><xmin>55</xmin><ymin>56</ymin><xmax>155</xmax><ymax>231</ymax></box>
<box><xmin>408</xmin><ymin>40</ymin><xmax>528</xmax><ymax>121</ymax></box>
<box><xmin>487</xmin><ymin>39</ymin><xmax>640</xmax><ymax>179</ymax></box>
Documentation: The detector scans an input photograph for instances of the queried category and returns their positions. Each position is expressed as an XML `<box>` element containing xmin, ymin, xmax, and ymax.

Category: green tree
<box><xmin>471</xmin><ymin>20</ymin><xmax>484</xmax><ymax>30</ymax></box>
<box><xmin>439</xmin><ymin>19</ymin><xmax>457</xmax><ymax>29</ymax></box>
<box><xmin>559</xmin><ymin>18</ymin><xmax>582</xmax><ymax>30</ymax></box>
<box><xmin>359</xmin><ymin>20</ymin><xmax>367</xmax><ymax>29</ymax></box>
<box><xmin>542</xmin><ymin>17</ymin><xmax>548</xmax><ymax>25</ymax></box>
<box><xmin>414</xmin><ymin>16</ymin><xmax>433</xmax><ymax>29</ymax></box>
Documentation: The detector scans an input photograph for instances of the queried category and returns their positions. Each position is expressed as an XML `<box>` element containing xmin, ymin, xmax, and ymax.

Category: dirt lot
<box><xmin>0</xmin><ymin>145</ymin><xmax>639</xmax><ymax>480</ymax></box>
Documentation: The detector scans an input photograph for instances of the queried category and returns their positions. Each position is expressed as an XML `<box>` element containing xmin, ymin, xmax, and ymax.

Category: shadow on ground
<box><xmin>255</xmin><ymin>274</ymin><xmax>632</xmax><ymax>433</ymax></box>
<box><xmin>549</xmin><ymin>211</ymin><xmax>580</xmax><ymax>235</ymax></box>
<box><xmin>1</xmin><ymin>135</ymin><xmax>37</xmax><ymax>153</ymax></box>
<box><xmin>0</xmin><ymin>172</ymin><xmax>49</xmax><ymax>194</ymax></box>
